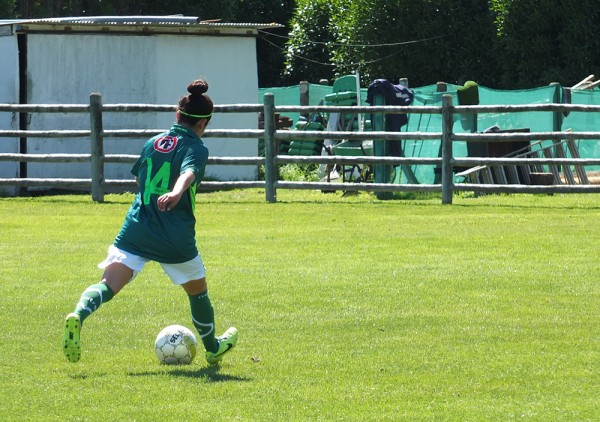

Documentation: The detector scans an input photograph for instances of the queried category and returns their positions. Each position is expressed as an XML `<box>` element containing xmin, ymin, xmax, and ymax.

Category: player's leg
<box><xmin>181</xmin><ymin>277</ymin><xmax>218</xmax><ymax>352</ymax></box>
<box><xmin>181</xmin><ymin>278</ymin><xmax>238</xmax><ymax>365</ymax></box>
<box><xmin>162</xmin><ymin>256</ymin><xmax>238</xmax><ymax>364</ymax></box>
<box><xmin>63</xmin><ymin>263</ymin><xmax>132</xmax><ymax>363</ymax></box>
<box><xmin>63</xmin><ymin>246</ymin><xmax>142</xmax><ymax>362</ymax></box>
<box><xmin>73</xmin><ymin>256</ymin><xmax>137</xmax><ymax>324</ymax></box>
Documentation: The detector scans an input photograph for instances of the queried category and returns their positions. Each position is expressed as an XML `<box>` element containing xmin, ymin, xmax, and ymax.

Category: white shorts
<box><xmin>98</xmin><ymin>245</ymin><xmax>206</xmax><ymax>285</ymax></box>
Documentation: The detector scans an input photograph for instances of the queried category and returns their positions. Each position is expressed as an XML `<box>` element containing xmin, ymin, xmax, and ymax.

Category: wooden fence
<box><xmin>1</xmin><ymin>92</ymin><xmax>600</xmax><ymax>204</ymax></box>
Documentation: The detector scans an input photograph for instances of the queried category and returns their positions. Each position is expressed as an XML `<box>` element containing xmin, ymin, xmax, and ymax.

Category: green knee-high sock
<box><xmin>188</xmin><ymin>291</ymin><xmax>219</xmax><ymax>353</ymax></box>
<box><xmin>74</xmin><ymin>283</ymin><xmax>114</xmax><ymax>324</ymax></box>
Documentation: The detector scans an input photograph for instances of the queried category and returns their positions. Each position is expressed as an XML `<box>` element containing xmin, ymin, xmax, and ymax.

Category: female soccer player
<box><xmin>63</xmin><ymin>79</ymin><xmax>237</xmax><ymax>364</ymax></box>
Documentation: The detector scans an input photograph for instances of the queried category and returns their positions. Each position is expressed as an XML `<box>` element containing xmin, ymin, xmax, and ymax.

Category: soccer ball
<box><xmin>154</xmin><ymin>325</ymin><xmax>198</xmax><ymax>365</ymax></box>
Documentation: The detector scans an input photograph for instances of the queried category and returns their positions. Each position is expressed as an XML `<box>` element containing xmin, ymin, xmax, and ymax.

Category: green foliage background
<box><xmin>498</xmin><ymin>0</ymin><xmax>600</xmax><ymax>88</ymax></box>
<box><xmin>1</xmin><ymin>0</ymin><xmax>599</xmax><ymax>88</ymax></box>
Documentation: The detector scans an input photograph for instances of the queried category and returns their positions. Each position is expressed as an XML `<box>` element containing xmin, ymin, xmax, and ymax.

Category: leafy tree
<box><xmin>489</xmin><ymin>0</ymin><xmax>509</xmax><ymax>36</ymax></box>
<box><xmin>12</xmin><ymin>0</ymin><xmax>204</xmax><ymax>18</ymax></box>
<box><xmin>499</xmin><ymin>0</ymin><xmax>600</xmax><ymax>88</ymax></box>
<box><xmin>286</xmin><ymin>0</ymin><xmax>502</xmax><ymax>87</ymax></box>
<box><xmin>286</xmin><ymin>0</ymin><xmax>600</xmax><ymax>89</ymax></box>
<box><xmin>11</xmin><ymin>0</ymin><xmax>599</xmax><ymax>89</ymax></box>
<box><xmin>333</xmin><ymin>0</ymin><xmax>502</xmax><ymax>87</ymax></box>
<box><xmin>284</xmin><ymin>0</ymin><xmax>337</xmax><ymax>84</ymax></box>
<box><xmin>0</xmin><ymin>0</ymin><xmax>16</xmax><ymax>18</ymax></box>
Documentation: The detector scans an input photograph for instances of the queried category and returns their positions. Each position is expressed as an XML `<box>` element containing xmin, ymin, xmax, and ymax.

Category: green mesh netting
<box><xmin>260</xmin><ymin>80</ymin><xmax>600</xmax><ymax>182</ymax></box>
<box><xmin>401</xmin><ymin>84</ymin><xmax>463</xmax><ymax>184</ymax></box>
<box><xmin>563</xmin><ymin>89</ymin><xmax>600</xmax><ymax>170</ymax></box>
<box><xmin>259</xmin><ymin>84</ymin><xmax>333</xmax><ymax>126</ymax></box>
<box><xmin>478</xmin><ymin>85</ymin><xmax>559</xmax><ymax>131</ymax></box>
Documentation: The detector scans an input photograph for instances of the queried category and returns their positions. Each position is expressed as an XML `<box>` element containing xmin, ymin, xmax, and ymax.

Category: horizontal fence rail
<box><xmin>1</xmin><ymin>93</ymin><xmax>600</xmax><ymax>203</ymax></box>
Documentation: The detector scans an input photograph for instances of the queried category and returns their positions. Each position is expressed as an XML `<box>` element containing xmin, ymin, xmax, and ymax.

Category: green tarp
<box><xmin>259</xmin><ymin>81</ymin><xmax>600</xmax><ymax>183</ymax></box>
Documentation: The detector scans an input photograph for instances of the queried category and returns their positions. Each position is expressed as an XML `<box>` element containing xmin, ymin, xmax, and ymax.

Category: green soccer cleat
<box><xmin>205</xmin><ymin>327</ymin><xmax>238</xmax><ymax>365</ymax></box>
<box><xmin>63</xmin><ymin>313</ymin><xmax>81</xmax><ymax>363</ymax></box>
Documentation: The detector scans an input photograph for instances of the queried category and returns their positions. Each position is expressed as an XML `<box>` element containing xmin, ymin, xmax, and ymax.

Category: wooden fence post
<box><xmin>90</xmin><ymin>93</ymin><xmax>104</xmax><ymax>203</ymax></box>
<box><xmin>263</xmin><ymin>93</ymin><xmax>277</xmax><ymax>203</ymax></box>
<box><xmin>441</xmin><ymin>94</ymin><xmax>454</xmax><ymax>204</ymax></box>
<box><xmin>372</xmin><ymin>93</ymin><xmax>392</xmax><ymax>200</ymax></box>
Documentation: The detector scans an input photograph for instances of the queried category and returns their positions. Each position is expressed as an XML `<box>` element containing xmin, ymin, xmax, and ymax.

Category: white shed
<box><xmin>0</xmin><ymin>16</ymin><xmax>280</xmax><ymax>192</ymax></box>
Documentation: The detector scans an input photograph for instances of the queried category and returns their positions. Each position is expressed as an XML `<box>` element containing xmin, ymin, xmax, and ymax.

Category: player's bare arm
<box><xmin>157</xmin><ymin>170</ymin><xmax>195</xmax><ymax>212</ymax></box>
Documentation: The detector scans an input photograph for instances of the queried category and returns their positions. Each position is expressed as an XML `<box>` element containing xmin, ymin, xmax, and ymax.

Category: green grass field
<box><xmin>0</xmin><ymin>190</ymin><xmax>598</xmax><ymax>421</ymax></box>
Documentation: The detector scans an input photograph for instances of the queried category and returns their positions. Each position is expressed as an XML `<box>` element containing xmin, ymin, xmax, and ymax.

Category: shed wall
<box><xmin>24</xmin><ymin>32</ymin><xmax>258</xmax><ymax>183</ymax></box>
<box><xmin>0</xmin><ymin>34</ymin><xmax>19</xmax><ymax>195</ymax></box>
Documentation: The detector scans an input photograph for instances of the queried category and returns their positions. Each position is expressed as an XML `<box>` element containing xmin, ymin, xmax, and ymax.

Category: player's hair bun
<box><xmin>178</xmin><ymin>79</ymin><xmax>213</xmax><ymax>121</ymax></box>
<box><xmin>187</xmin><ymin>79</ymin><xmax>209</xmax><ymax>96</ymax></box>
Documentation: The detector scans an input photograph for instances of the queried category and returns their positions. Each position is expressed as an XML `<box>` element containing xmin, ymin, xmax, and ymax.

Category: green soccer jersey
<box><xmin>114</xmin><ymin>124</ymin><xmax>209</xmax><ymax>263</ymax></box>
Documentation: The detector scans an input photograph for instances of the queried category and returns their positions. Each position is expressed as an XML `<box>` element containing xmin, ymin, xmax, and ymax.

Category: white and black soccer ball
<box><xmin>154</xmin><ymin>325</ymin><xmax>198</xmax><ymax>365</ymax></box>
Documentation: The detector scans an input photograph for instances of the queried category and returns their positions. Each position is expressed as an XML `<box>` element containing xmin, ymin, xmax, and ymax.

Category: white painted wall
<box><xmin>23</xmin><ymin>32</ymin><xmax>258</xmax><ymax>183</ymax></box>
<box><xmin>0</xmin><ymin>33</ymin><xmax>19</xmax><ymax>195</ymax></box>
<box><xmin>154</xmin><ymin>34</ymin><xmax>259</xmax><ymax>180</ymax></box>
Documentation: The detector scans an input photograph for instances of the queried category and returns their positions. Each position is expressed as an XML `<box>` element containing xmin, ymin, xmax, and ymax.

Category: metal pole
<box><xmin>299</xmin><ymin>81</ymin><xmax>309</xmax><ymax>119</ymax></box>
<box><xmin>355</xmin><ymin>69</ymin><xmax>363</xmax><ymax>131</ymax></box>
<box><xmin>263</xmin><ymin>93</ymin><xmax>277</xmax><ymax>203</ymax></box>
<box><xmin>550</xmin><ymin>82</ymin><xmax>562</xmax><ymax>132</ymax></box>
<box><xmin>441</xmin><ymin>94</ymin><xmax>454</xmax><ymax>204</ymax></box>
<box><xmin>90</xmin><ymin>93</ymin><xmax>104</xmax><ymax>203</ymax></box>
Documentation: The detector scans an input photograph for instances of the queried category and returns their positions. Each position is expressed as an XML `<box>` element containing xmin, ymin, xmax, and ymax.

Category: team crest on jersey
<box><xmin>154</xmin><ymin>136</ymin><xmax>178</xmax><ymax>153</ymax></box>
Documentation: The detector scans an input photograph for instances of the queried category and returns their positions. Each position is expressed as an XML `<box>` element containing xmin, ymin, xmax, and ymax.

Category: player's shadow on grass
<box><xmin>128</xmin><ymin>365</ymin><xmax>250</xmax><ymax>383</ymax></box>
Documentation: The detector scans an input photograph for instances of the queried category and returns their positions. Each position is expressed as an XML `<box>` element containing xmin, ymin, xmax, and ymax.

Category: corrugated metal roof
<box><xmin>0</xmin><ymin>15</ymin><xmax>283</xmax><ymax>35</ymax></box>
<box><xmin>7</xmin><ymin>16</ymin><xmax>203</xmax><ymax>25</ymax></box>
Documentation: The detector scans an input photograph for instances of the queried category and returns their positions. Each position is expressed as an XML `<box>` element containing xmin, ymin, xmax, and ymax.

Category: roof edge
<box><xmin>0</xmin><ymin>16</ymin><xmax>284</xmax><ymax>30</ymax></box>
